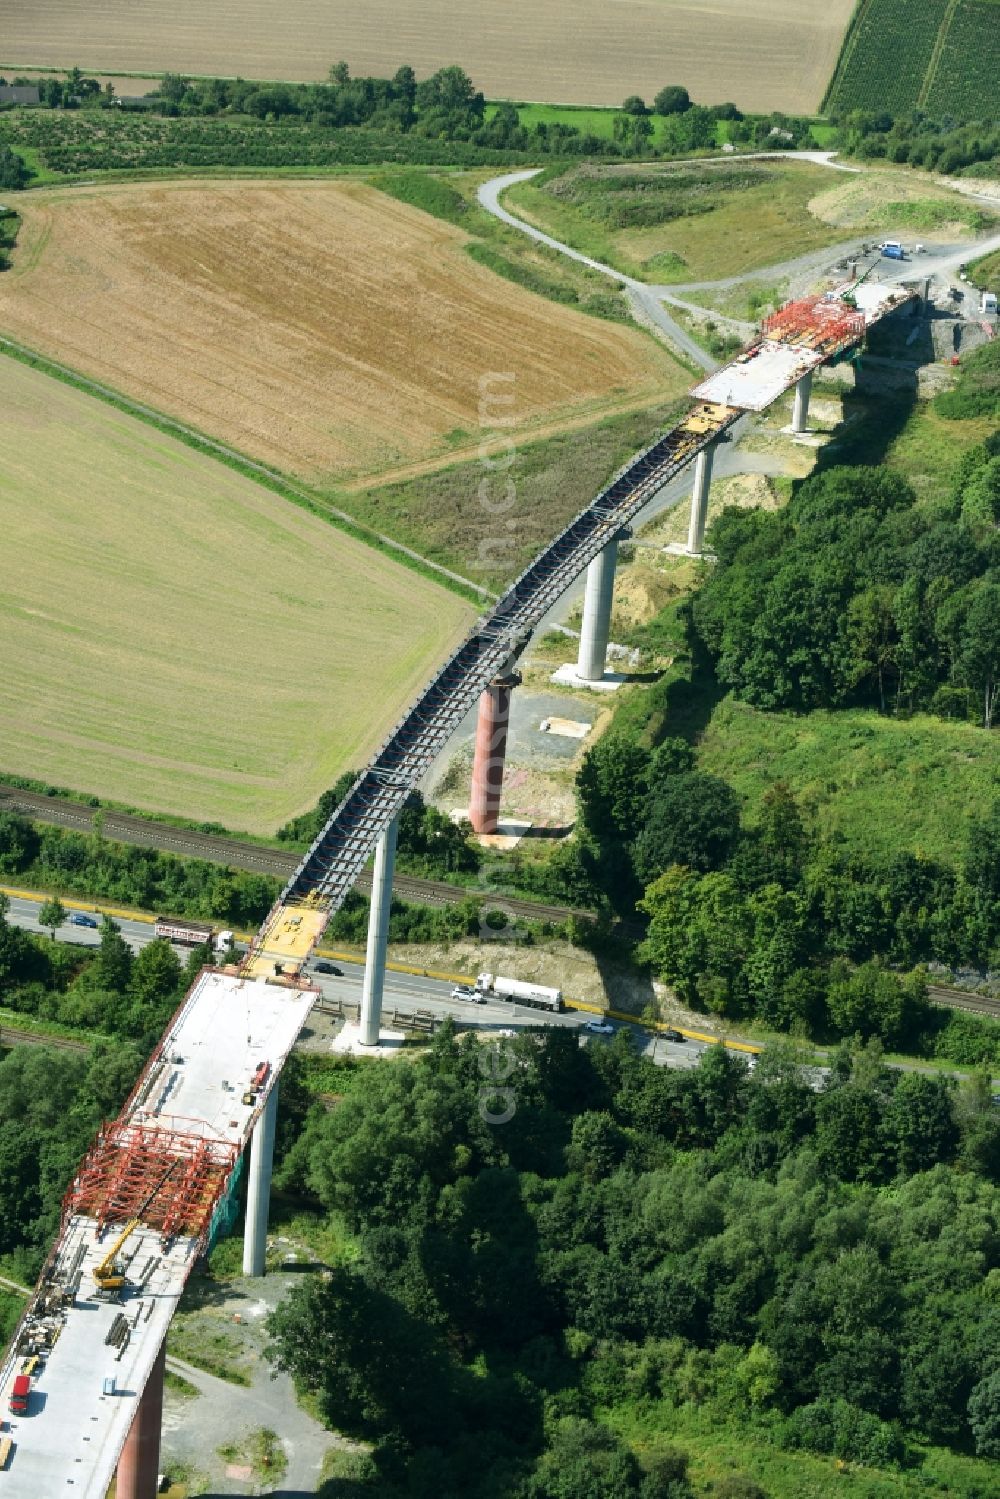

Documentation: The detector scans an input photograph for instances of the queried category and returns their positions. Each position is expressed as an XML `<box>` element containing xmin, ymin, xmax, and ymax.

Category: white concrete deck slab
<box><xmin>0</xmin><ymin>970</ymin><xmax>318</xmax><ymax>1495</ymax></box>
<box><xmin>692</xmin><ymin>342</ymin><xmax>825</xmax><ymax>412</ymax></box>
<box><xmin>0</xmin><ymin>1216</ymin><xmax>196</xmax><ymax>1498</ymax></box>
<box><xmin>137</xmin><ymin>970</ymin><xmax>316</xmax><ymax>1143</ymax></box>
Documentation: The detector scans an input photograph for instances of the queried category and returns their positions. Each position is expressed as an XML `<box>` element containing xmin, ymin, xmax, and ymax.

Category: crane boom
<box><xmin>91</xmin><ymin>1159</ymin><xmax>180</xmax><ymax>1292</ymax></box>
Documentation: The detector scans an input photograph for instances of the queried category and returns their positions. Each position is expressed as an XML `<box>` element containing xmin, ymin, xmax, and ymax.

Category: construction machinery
<box><xmin>91</xmin><ymin>1218</ymin><xmax>141</xmax><ymax>1296</ymax></box>
<box><xmin>91</xmin><ymin>1161</ymin><xmax>179</xmax><ymax>1295</ymax></box>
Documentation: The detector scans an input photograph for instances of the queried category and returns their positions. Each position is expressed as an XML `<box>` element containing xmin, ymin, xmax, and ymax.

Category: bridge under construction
<box><xmin>0</xmin><ymin>277</ymin><xmax>916</xmax><ymax>1497</ymax></box>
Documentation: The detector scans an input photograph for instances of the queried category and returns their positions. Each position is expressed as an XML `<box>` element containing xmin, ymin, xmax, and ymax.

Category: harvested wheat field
<box><xmin>0</xmin><ymin>178</ymin><xmax>672</xmax><ymax>485</ymax></box>
<box><xmin>4</xmin><ymin>0</ymin><xmax>855</xmax><ymax>114</ymax></box>
<box><xmin>0</xmin><ymin>356</ymin><xmax>473</xmax><ymax>831</ymax></box>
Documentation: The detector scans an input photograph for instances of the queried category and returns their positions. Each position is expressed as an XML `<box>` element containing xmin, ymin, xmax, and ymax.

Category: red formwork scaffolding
<box><xmin>762</xmin><ymin>296</ymin><xmax>866</xmax><ymax>356</ymax></box>
<box><xmin>63</xmin><ymin>1119</ymin><xmax>237</xmax><ymax>1248</ymax></box>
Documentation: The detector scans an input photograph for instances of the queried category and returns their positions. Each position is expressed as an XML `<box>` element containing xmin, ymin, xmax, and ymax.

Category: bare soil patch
<box><xmin>3</xmin><ymin>0</ymin><xmax>855</xmax><ymax>114</ymax></box>
<box><xmin>0</xmin><ymin>177</ymin><xmax>668</xmax><ymax>484</ymax></box>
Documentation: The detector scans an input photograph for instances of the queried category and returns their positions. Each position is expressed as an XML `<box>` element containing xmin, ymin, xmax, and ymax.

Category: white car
<box><xmin>585</xmin><ymin>1020</ymin><xmax>615</xmax><ymax>1035</ymax></box>
<box><xmin>497</xmin><ymin>1028</ymin><xmax>516</xmax><ymax>1038</ymax></box>
<box><xmin>451</xmin><ymin>985</ymin><xmax>478</xmax><ymax>1001</ymax></box>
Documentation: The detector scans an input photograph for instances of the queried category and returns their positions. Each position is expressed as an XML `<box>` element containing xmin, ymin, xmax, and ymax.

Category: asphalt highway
<box><xmin>2</xmin><ymin>893</ymin><xmax>704</xmax><ymax>1071</ymax></box>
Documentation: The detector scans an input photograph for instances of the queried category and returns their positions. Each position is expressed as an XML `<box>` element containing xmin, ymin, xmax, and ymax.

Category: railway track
<box><xmin>928</xmin><ymin>984</ymin><xmax>1000</xmax><ymax>1019</ymax></box>
<box><xmin>0</xmin><ymin>1024</ymin><xmax>89</xmax><ymax>1054</ymax></box>
<box><xmin>0</xmin><ymin>787</ymin><xmax>593</xmax><ymax>926</ymax></box>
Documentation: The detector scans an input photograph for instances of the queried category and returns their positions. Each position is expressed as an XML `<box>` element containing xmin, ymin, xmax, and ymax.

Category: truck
<box><xmin>8</xmin><ymin>1374</ymin><xmax>29</xmax><ymax>1416</ymax></box>
<box><xmin>982</xmin><ymin>291</ymin><xmax>998</xmax><ymax>315</ymax></box>
<box><xmin>475</xmin><ymin>973</ymin><xmax>563</xmax><ymax>1013</ymax></box>
<box><xmin>154</xmin><ymin>916</ymin><xmax>234</xmax><ymax>952</ymax></box>
<box><xmin>242</xmin><ymin>1059</ymin><xmax>271</xmax><ymax>1106</ymax></box>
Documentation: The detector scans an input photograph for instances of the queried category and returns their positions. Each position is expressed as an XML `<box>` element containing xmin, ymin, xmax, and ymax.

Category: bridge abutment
<box><xmin>359</xmin><ymin>813</ymin><xmax>399</xmax><ymax>1044</ymax></box>
<box><xmin>469</xmin><ymin>671</ymin><xmax>520</xmax><ymax>834</ymax></box>
<box><xmin>242</xmin><ymin>1083</ymin><xmax>278</xmax><ymax>1277</ymax></box>
<box><xmin>115</xmin><ymin>1340</ymin><xmax>165</xmax><ymax>1499</ymax></box>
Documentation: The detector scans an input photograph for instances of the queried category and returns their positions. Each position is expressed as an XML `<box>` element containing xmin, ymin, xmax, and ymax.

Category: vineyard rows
<box><xmin>924</xmin><ymin>1</ymin><xmax>1000</xmax><ymax>117</ymax></box>
<box><xmin>825</xmin><ymin>0</ymin><xmax>947</xmax><ymax>114</ymax></box>
<box><xmin>0</xmin><ymin>113</ymin><xmax>525</xmax><ymax>176</ymax></box>
<box><xmin>825</xmin><ymin>0</ymin><xmax>999</xmax><ymax>119</ymax></box>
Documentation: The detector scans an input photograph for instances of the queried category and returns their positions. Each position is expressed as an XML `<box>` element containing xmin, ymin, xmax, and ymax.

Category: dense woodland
<box><xmin>265</xmin><ymin>1023</ymin><xmax>1000</xmax><ymax>1496</ymax></box>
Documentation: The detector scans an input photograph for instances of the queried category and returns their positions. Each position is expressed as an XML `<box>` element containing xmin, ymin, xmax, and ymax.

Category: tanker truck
<box><xmin>475</xmin><ymin>973</ymin><xmax>563</xmax><ymax>1013</ymax></box>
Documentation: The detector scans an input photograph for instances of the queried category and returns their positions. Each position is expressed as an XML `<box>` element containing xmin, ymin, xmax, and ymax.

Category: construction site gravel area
<box><xmin>0</xmin><ymin>178</ymin><xmax>670</xmax><ymax>486</ymax></box>
<box><xmin>3</xmin><ymin>0</ymin><xmax>856</xmax><ymax>114</ymax></box>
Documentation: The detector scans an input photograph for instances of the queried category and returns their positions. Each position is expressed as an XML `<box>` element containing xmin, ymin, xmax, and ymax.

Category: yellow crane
<box><xmin>91</xmin><ymin>1161</ymin><xmax>178</xmax><ymax>1293</ymax></box>
<box><xmin>92</xmin><ymin>1217</ymin><xmax>141</xmax><ymax>1294</ymax></box>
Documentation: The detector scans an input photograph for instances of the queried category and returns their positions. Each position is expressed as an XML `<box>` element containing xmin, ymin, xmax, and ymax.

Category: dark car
<box><xmin>314</xmin><ymin>961</ymin><xmax>342</xmax><ymax>976</ymax></box>
<box><xmin>68</xmin><ymin>912</ymin><xmax>99</xmax><ymax>928</ymax></box>
<box><xmin>664</xmin><ymin>1028</ymin><xmax>685</xmax><ymax>1043</ymax></box>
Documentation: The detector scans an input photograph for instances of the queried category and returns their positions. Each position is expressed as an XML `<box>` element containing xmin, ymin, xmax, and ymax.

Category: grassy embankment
<box><xmin>503</xmin><ymin>159</ymin><xmax>996</xmax><ymax>285</ymax></box>
<box><xmin>580</xmin><ymin>368</ymin><xmax>1000</xmax><ymax>869</ymax></box>
<box><xmin>502</xmin><ymin>159</ymin><xmax>850</xmax><ymax>283</ymax></box>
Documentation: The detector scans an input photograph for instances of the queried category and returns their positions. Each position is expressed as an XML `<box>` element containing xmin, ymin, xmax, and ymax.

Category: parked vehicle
<box><xmin>880</xmin><ymin>243</ymin><xmax>905</xmax><ymax>261</ymax></box>
<box><xmin>154</xmin><ymin>916</ymin><xmax>232</xmax><ymax>952</ymax></box>
<box><xmin>9</xmin><ymin>1374</ymin><xmax>30</xmax><ymax>1416</ymax></box>
<box><xmin>68</xmin><ymin>912</ymin><xmax>98</xmax><ymax>928</ymax></box>
<box><xmin>982</xmin><ymin>291</ymin><xmax>998</xmax><ymax>315</ymax></box>
<box><xmin>475</xmin><ymin>973</ymin><xmax>563</xmax><ymax>1012</ymax></box>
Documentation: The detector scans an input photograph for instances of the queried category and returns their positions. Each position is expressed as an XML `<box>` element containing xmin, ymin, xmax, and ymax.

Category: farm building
<box><xmin>0</xmin><ymin>86</ymin><xmax>40</xmax><ymax>106</ymax></box>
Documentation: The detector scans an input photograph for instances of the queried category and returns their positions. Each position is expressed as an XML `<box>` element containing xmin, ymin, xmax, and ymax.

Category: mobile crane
<box><xmin>92</xmin><ymin>1161</ymin><xmax>178</xmax><ymax>1295</ymax></box>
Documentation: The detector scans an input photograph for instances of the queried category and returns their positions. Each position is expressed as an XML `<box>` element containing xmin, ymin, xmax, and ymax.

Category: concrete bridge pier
<box><xmin>469</xmin><ymin>669</ymin><xmax>521</xmax><ymax>834</ymax></box>
<box><xmin>242</xmin><ymin>1082</ymin><xmax>278</xmax><ymax>1277</ymax></box>
<box><xmin>791</xmin><ymin>370</ymin><xmax>813</xmax><ymax>434</ymax></box>
<box><xmin>577</xmin><ymin>530</ymin><xmax>630</xmax><ymax>682</ymax></box>
<box><xmin>359</xmin><ymin>813</ymin><xmax>400</xmax><ymax>1045</ymax></box>
<box><xmin>115</xmin><ymin>1340</ymin><xmax>165</xmax><ymax>1499</ymax></box>
<box><xmin>685</xmin><ymin>441</ymin><xmax>717</xmax><ymax>556</ymax></box>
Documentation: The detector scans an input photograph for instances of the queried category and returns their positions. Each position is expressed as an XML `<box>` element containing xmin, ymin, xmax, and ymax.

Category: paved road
<box><xmin>478</xmin><ymin>169</ymin><xmax>717</xmax><ymax>370</ymax></box>
<box><xmin>478</xmin><ymin>152</ymin><xmax>1000</xmax><ymax>333</ymax></box>
<box><xmin>1</xmin><ymin>892</ymin><xmax>704</xmax><ymax>1069</ymax></box>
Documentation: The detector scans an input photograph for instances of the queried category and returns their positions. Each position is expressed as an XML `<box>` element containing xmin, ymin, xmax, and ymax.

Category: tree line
<box><xmin>264</xmin><ymin>1023</ymin><xmax>1000</xmax><ymax>1496</ymax></box>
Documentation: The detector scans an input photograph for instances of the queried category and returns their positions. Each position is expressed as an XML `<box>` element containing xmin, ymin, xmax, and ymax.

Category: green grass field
<box><xmin>969</xmin><ymin>247</ymin><xmax>1000</xmax><ymax>296</ymax></box>
<box><xmin>0</xmin><ymin>355</ymin><xmax>472</xmax><ymax>832</ymax></box>
<box><xmin>503</xmin><ymin>160</ymin><xmax>851</xmax><ymax>283</ymax></box>
<box><xmin>696</xmin><ymin>698</ymin><xmax>1000</xmax><ymax>866</ymax></box>
<box><xmin>339</xmin><ymin>397</ymin><xmax>689</xmax><ymax>588</ymax></box>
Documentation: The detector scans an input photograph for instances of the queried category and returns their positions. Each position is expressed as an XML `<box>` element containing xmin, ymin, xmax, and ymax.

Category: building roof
<box><xmin>0</xmin><ymin>86</ymin><xmax>40</xmax><ymax>105</ymax></box>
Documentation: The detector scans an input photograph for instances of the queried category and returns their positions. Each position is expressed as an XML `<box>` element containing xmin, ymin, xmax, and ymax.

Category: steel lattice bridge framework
<box><xmin>242</xmin><ymin>399</ymin><xmax>742</xmax><ymax>973</ymax></box>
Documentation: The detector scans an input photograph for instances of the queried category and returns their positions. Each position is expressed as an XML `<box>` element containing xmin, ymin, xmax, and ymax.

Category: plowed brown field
<box><xmin>0</xmin><ymin>178</ymin><xmax>672</xmax><ymax>484</ymax></box>
<box><xmin>3</xmin><ymin>0</ymin><xmax>855</xmax><ymax>114</ymax></box>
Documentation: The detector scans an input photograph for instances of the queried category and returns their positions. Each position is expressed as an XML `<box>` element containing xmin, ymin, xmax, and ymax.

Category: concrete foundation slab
<box><xmin>331</xmin><ymin>1022</ymin><xmax>407</xmax><ymax>1055</ymax></box>
<box><xmin>664</xmin><ymin>542</ymin><xmax>716</xmax><ymax>561</ymax></box>
<box><xmin>551</xmin><ymin>663</ymin><xmax>626</xmax><ymax>692</ymax></box>
<box><xmin>539</xmin><ymin>716</ymin><xmax>591</xmax><ymax>739</ymax></box>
